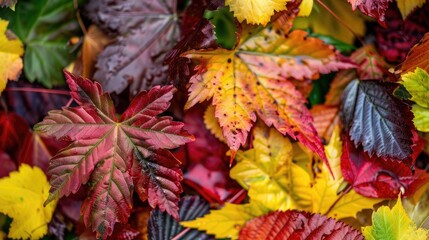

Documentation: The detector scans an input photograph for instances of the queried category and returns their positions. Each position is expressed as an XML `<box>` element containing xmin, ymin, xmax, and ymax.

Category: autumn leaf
<box><xmin>79</xmin><ymin>25</ymin><xmax>111</xmax><ymax>78</ymax></box>
<box><xmin>225</xmin><ymin>0</ymin><xmax>291</xmax><ymax>25</ymax></box>
<box><xmin>0</xmin><ymin>0</ymin><xmax>80</xmax><ymax>87</ymax></box>
<box><xmin>341</xmin><ymin>80</ymin><xmax>415</xmax><ymax>162</ymax></box>
<box><xmin>0</xmin><ymin>19</ymin><xmax>22</xmax><ymax>94</ymax></box>
<box><xmin>183</xmin><ymin>23</ymin><xmax>354</xmax><ymax>166</ymax></box>
<box><xmin>401</xmin><ymin>68</ymin><xmax>429</xmax><ymax>131</ymax></box>
<box><xmin>362</xmin><ymin>196</ymin><xmax>429</xmax><ymax>240</ymax></box>
<box><xmin>396</xmin><ymin>0</ymin><xmax>426</xmax><ymax>19</ymax></box>
<box><xmin>148</xmin><ymin>195</ymin><xmax>212</xmax><ymax>239</ymax></box>
<box><xmin>347</xmin><ymin>0</ymin><xmax>391</xmax><ymax>26</ymax></box>
<box><xmin>325</xmin><ymin>69</ymin><xmax>356</xmax><ymax>105</ymax></box>
<box><xmin>0</xmin><ymin>112</ymin><xmax>30</xmax><ymax>154</ymax></box>
<box><xmin>0</xmin><ymin>0</ymin><xmax>16</xmax><ymax>8</ymax></box>
<box><xmin>350</xmin><ymin>45</ymin><xmax>388</xmax><ymax>80</ymax></box>
<box><xmin>86</xmin><ymin>0</ymin><xmax>181</xmax><ymax>95</ymax></box>
<box><xmin>310</xmin><ymin>104</ymin><xmax>339</xmax><ymax>141</ymax></box>
<box><xmin>35</xmin><ymin>71</ymin><xmax>193</xmax><ymax>238</ymax></box>
<box><xmin>181</xmin><ymin>201</ymin><xmax>269</xmax><ymax>239</ymax></box>
<box><xmin>298</xmin><ymin>0</ymin><xmax>313</xmax><ymax>16</ymax></box>
<box><xmin>0</xmin><ymin>164</ymin><xmax>57</xmax><ymax>239</ymax></box>
<box><xmin>311</xmin><ymin>126</ymin><xmax>384</xmax><ymax>219</ymax></box>
<box><xmin>341</xmin><ymin>133</ymin><xmax>429</xmax><ymax>198</ymax></box>
<box><xmin>231</xmin><ymin>124</ymin><xmax>312</xmax><ymax>210</ymax></box>
<box><xmin>204</xmin><ymin>105</ymin><xmax>226</xmax><ymax>143</ymax></box>
<box><xmin>401</xmin><ymin>32</ymin><xmax>429</xmax><ymax>73</ymax></box>
<box><xmin>239</xmin><ymin>210</ymin><xmax>364</xmax><ymax>239</ymax></box>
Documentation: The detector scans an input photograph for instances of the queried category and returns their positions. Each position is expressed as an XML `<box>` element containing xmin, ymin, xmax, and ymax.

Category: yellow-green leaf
<box><xmin>362</xmin><ymin>196</ymin><xmax>429</xmax><ymax>240</ymax></box>
<box><xmin>311</xmin><ymin>126</ymin><xmax>383</xmax><ymax>219</ymax></box>
<box><xmin>181</xmin><ymin>201</ymin><xmax>268</xmax><ymax>239</ymax></box>
<box><xmin>0</xmin><ymin>164</ymin><xmax>57</xmax><ymax>239</ymax></box>
<box><xmin>225</xmin><ymin>0</ymin><xmax>291</xmax><ymax>25</ymax></box>
<box><xmin>403</xmin><ymin>183</ymin><xmax>429</xmax><ymax>229</ymax></box>
<box><xmin>396</xmin><ymin>0</ymin><xmax>426</xmax><ymax>19</ymax></box>
<box><xmin>401</xmin><ymin>67</ymin><xmax>429</xmax><ymax>108</ymax></box>
<box><xmin>231</xmin><ymin>124</ymin><xmax>312</xmax><ymax>210</ymax></box>
<box><xmin>412</xmin><ymin>104</ymin><xmax>429</xmax><ymax>132</ymax></box>
<box><xmin>298</xmin><ymin>0</ymin><xmax>313</xmax><ymax>16</ymax></box>
<box><xmin>0</xmin><ymin>19</ymin><xmax>23</xmax><ymax>94</ymax></box>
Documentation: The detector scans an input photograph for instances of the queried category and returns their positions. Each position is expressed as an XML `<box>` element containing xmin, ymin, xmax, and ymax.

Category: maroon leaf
<box><xmin>110</xmin><ymin>224</ymin><xmax>140</xmax><ymax>240</ymax></box>
<box><xmin>341</xmin><ymin>133</ymin><xmax>429</xmax><ymax>198</ymax></box>
<box><xmin>239</xmin><ymin>210</ymin><xmax>363</xmax><ymax>239</ymax></box>
<box><xmin>35</xmin><ymin>71</ymin><xmax>193</xmax><ymax>238</ymax></box>
<box><xmin>0</xmin><ymin>150</ymin><xmax>16</xmax><ymax>178</ymax></box>
<box><xmin>348</xmin><ymin>0</ymin><xmax>392</xmax><ymax>27</ymax></box>
<box><xmin>341</xmin><ymin>80</ymin><xmax>415</xmax><ymax>163</ymax></box>
<box><xmin>85</xmin><ymin>0</ymin><xmax>181</xmax><ymax>94</ymax></box>
<box><xmin>350</xmin><ymin>45</ymin><xmax>388</xmax><ymax>81</ymax></box>
<box><xmin>0</xmin><ymin>112</ymin><xmax>30</xmax><ymax>156</ymax></box>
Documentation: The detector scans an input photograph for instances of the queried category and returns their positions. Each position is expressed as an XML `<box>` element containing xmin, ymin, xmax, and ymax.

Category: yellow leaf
<box><xmin>204</xmin><ymin>105</ymin><xmax>226</xmax><ymax>143</ymax></box>
<box><xmin>311</xmin><ymin>126</ymin><xmax>383</xmax><ymax>219</ymax></box>
<box><xmin>0</xmin><ymin>164</ymin><xmax>57</xmax><ymax>239</ymax></box>
<box><xmin>362</xmin><ymin>196</ymin><xmax>429</xmax><ymax>240</ymax></box>
<box><xmin>181</xmin><ymin>201</ymin><xmax>268</xmax><ymax>239</ymax></box>
<box><xmin>298</xmin><ymin>0</ymin><xmax>313</xmax><ymax>16</ymax></box>
<box><xmin>225</xmin><ymin>0</ymin><xmax>291</xmax><ymax>25</ymax></box>
<box><xmin>293</xmin><ymin>0</ymin><xmax>366</xmax><ymax>44</ymax></box>
<box><xmin>0</xmin><ymin>19</ymin><xmax>23</xmax><ymax>94</ymax></box>
<box><xmin>231</xmin><ymin>124</ymin><xmax>312</xmax><ymax>210</ymax></box>
<box><xmin>396</xmin><ymin>0</ymin><xmax>425</xmax><ymax>19</ymax></box>
<box><xmin>412</xmin><ymin>104</ymin><xmax>429</xmax><ymax>132</ymax></box>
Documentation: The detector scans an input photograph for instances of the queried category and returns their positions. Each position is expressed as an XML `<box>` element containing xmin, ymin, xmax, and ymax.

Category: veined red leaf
<box><xmin>401</xmin><ymin>32</ymin><xmax>429</xmax><ymax>74</ymax></box>
<box><xmin>341</xmin><ymin>80</ymin><xmax>415</xmax><ymax>163</ymax></box>
<box><xmin>35</xmin><ymin>71</ymin><xmax>194</xmax><ymax>238</ymax></box>
<box><xmin>341</xmin><ymin>133</ymin><xmax>429</xmax><ymax>198</ymax></box>
<box><xmin>183</xmin><ymin>23</ymin><xmax>355</xmax><ymax>165</ymax></box>
<box><xmin>350</xmin><ymin>45</ymin><xmax>388</xmax><ymax>80</ymax></box>
<box><xmin>239</xmin><ymin>210</ymin><xmax>363</xmax><ymax>239</ymax></box>
<box><xmin>348</xmin><ymin>0</ymin><xmax>392</xmax><ymax>26</ymax></box>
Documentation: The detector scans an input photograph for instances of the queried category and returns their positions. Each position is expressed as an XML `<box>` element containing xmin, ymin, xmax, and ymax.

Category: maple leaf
<box><xmin>181</xmin><ymin>201</ymin><xmax>269</xmax><ymax>239</ymax></box>
<box><xmin>347</xmin><ymin>0</ymin><xmax>392</xmax><ymax>26</ymax></box>
<box><xmin>183</xmin><ymin>24</ymin><xmax>354</xmax><ymax>164</ymax></box>
<box><xmin>401</xmin><ymin>32</ymin><xmax>429</xmax><ymax>74</ymax></box>
<box><xmin>85</xmin><ymin>0</ymin><xmax>181</xmax><ymax>94</ymax></box>
<box><xmin>401</xmin><ymin>68</ymin><xmax>429</xmax><ymax>132</ymax></box>
<box><xmin>0</xmin><ymin>164</ymin><xmax>58</xmax><ymax>239</ymax></box>
<box><xmin>341</xmin><ymin>133</ymin><xmax>429</xmax><ymax>198</ymax></box>
<box><xmin>225</xmin><ymin>0</ymin><xmax>290</xmax><ymax>25</ymax></box>
<box><xmin>341</xmin><ymin>80</ymin><xmax>415</xmax><ymax>162</ymax></box>
<box><xmin>0</xmin><ymin>19</ymin><xmax>22</xmax><ymax>94</ymax></box>
<box><xmin>239</xmin><ymin>210</ymin><xmax>364</xmax><ymax>239</ymax></box>
<box><xmin>311</xmin><ymin>126</ymin><xmax>384</xmax><ymax>219</ymax></box>
<box><xmin>362</xmin><ymin>196</ymin><xmax>429</xmax><ymax>240</ymax></box>
<box><xmin>350</xmin><ymin>45</ymin><xmax>388</xmax><ymax>80</ymax></box>
<box><xmin>230</xmin><ymin>124</ymin><xmax>312</xmax><ymax>210</ymax></box>
<box><xmin>35</xmin><ymin>71</ymin><xmax>193</xmax><ymax>238</ymax></box>
<box><xmin>396</xmin><ymin>0</ymin><xmax>426</xmax><ymax>19</ymax></box>
<box><xmin>0</xmin><ymin>0</ymin><xmax>81</xmax><ymax>87</ymax></box>
<box><xmin>148</xmin><ymin>195</ymin><xmax>212</xmax><ymax>239</ymax></box>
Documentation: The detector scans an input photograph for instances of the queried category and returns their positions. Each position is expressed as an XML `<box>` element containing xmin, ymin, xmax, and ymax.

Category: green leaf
<box><xmin>0</xmin><ymin>0</ymin><xmax>81</xmax><ymax>87</ymax></box>
<box><xmin>362</xmin><ymin>197</ymin><xmax>429</xmax><ymax>240</ymax></box>
<box><xmin>401</xmin><ymin>67</ymin><xmax>429</xmax><ymax>108</ymax></box>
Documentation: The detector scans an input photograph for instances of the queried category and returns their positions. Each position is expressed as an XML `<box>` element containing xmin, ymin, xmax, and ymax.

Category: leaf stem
<box><xmin>324</xmin><ymin>184</ymin><xmax>352</xmax><ymax>216</ymax></box>
<box><xmin>65</xmin><ymin>97</ymin><xmax>74</xmax><ymax>107</ymax></box>
<box><xmin>5</xmin><ymin>87</ymin><xmax>70</xmax><ymax>95</ymax></box>
<box><xmin>74</xmin><ymin>0</ymin><xmax>87</xmax><ymax>35</ymax></box>
<box><xmin>316</xmin><ymin>0</ymin><xmax>365</xmax><ymax>47</ymax></box>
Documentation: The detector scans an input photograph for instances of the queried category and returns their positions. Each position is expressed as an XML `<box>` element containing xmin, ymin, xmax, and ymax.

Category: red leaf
<box><xmin>0</xmin><ymin>112</ymin><xmax>30</xmax><ymax>155</ymax></box>
<box><xmin>341</xmin><ymin>133</ymin><xmax>429</xmax><ymax>198</ymax></box>
<box><xmin>239</xmin><ymin>210</ymin><xmax>363</xmax><ymax>240</ymax></box>
<box><xmin>348</xmin><ymin>0</ymin><xmax>392</xmax><ymax>27</ymax></box>
<box><xmin>35</xmin><ymin>72</ymin><xmax>193</xmax><ymax>238</ymax></box>
<box><xmin>0</xmin><ymin>150</ymin><xmax>16</xmax><ymax>178</ymax></box>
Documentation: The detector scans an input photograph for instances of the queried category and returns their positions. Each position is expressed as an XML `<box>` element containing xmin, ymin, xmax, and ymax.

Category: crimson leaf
<box><xmin>148</xmin><ymin>195</ymin><xmax>213</xmax><ymax>240</ymax></box>
<box><xmin>239</xmin><ymin>210</ymin><xmax>363</xmax><ymax>239</ymax></box>
<box><xmin>341</xmin><ymin>133</ymin><xmax>429</xmax><ymax>198</ymax></box>
<box><xmin>34</xmin><ymin>71</ymin><xmax>194</xmax><ymax>239</ymax></box>
<box><xmin>85</xmin><ymin>0</ymin><xmax>180</xmax><ymax>95</ymax></box>
<box><xmin>341</xmin><ymin>79</ymin><xmax>414</xmax><ymax>163</ymax></box>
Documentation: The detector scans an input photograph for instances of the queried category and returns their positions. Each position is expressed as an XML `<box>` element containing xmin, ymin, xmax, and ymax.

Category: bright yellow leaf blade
<box><xmin>298</xmin><ymin>0</ymin><xmax>313</xmax><ymax>16</ymax></box>
<box><xmin>312</xmin><ymin>126</ymin><xmax>383</xmax><ymax>219</ymax></box>
<box><xmin>396</xmin><ymin>0</ymin><xmax>425</xmax><ymax>19</ymax></box>
<box><xmin>225</xmin><ymin>0</ymin><xmax>290</xmax><ymax>25</ymax></box>
<box><xmin>204</xmin><ymin>105</ymin><xmax>226</xmax><ymax>143</ymax></box>
<box><xmin>412</xmin><ymin>104</ymin><xmax>429</xmax><ymax>132</ymax></box>
<box><xmin>0</xmin><ymin>19</ymin><xmax>23</xmax><ymax>94</ymax></box>
<box><xmin>231</xmin><ymin>124</ymin><xmax>312</xmax><ymax>210</ymax></box>
<box><xmin>362</xmin><ymin>196</ymin><xmax>429</xmax><ymax>240</ymax></box>
<box><xmin>0</xmin><ymin>164</ymin><xmax>57</xmax><ymax>239</ymax></box>
<box><xmin>181</xmin><ymin>202</ymin><xmax>268</xmax><ymax>239</ymax></box>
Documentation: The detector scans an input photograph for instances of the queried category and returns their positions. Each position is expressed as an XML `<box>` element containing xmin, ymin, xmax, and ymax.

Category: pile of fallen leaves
<box><xmin>1</xmin><ymin>0</ymin><xmax>429</xmax><ymax>239</ymax></box>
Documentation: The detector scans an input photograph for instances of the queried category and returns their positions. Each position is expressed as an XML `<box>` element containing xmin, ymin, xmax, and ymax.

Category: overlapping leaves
<box><xmin>35</xmin><ymin>72</ymin><xmax>193</xmax><ymax>238</ymax></box>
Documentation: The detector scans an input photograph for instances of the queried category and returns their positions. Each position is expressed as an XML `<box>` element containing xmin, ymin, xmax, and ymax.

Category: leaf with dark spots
<box><xmin>34</xmin><ymin>71</ymin><xmax>193</xmax><ymax>238</ymax></box>
<box><xmin>148</xmin><ymin>195</ymin><xmax>214</xmax><ymax>240</ymax></box>
<box><xmin>166</xmin><ymin>19</ymin><xmax>218</xmax><ymax>90</ymax></box>
<box><xmin>85</xmin><ymin>0</ymin><xmax>181</xmax><ymax>95</ymax></box>
<box><xmin>341</xmin><ymin>133</ymin><xmax>429</xmax><ymax>198</ymax></box>
<box><xmin>239</xmin><ymin>210</ymin><xmax>364</xmax><ymax>240</ymax></box>
<box><xmin>341</xmin><ymin>79</ymin><xmax>415</xmax><ymax>163</ymax></box>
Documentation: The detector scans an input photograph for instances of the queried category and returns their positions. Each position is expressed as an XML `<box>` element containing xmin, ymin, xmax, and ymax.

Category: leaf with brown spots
<box><xmin>182</xmin><ymin>24</ymin><xmax>355</xmax><ymax>165</ymax></box>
